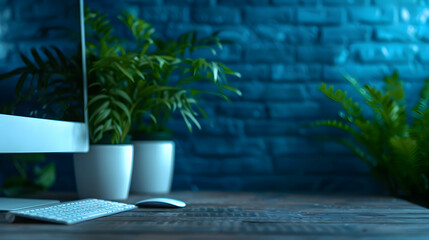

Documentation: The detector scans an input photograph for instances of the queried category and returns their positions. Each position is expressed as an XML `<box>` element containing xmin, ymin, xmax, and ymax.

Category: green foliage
<box><xmin>85</xmin><ymin>8</ymin><xmax>159</xmax><ymax>144</ymax></box>
<box><xmin>313</xmin><ymin>71</ymin><xmax>429</xmax><ymax>198</ymax></box>
<box><xmin>86</xmin><ymin>7</ymin><xmax>241</xmax><ymax>138</ymax></box>
<box><xmin>1</xmin><ymin>154</ymin><xmax>55</xmax><ymax>197</ymax></box>
<box><xmin>85</xmin><ymin>7</ymin><xmax>241</xmax><ymax>142</ymax></box>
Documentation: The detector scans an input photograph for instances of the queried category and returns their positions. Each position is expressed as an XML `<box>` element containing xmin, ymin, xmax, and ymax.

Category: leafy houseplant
<box><xmin>85</xmin><ymin>7</ymin><xmax>241</xmax><ymax>193</ymax></box>
<box><xmin>84</xmin><ymin>9</ymin><xmax>143</xmax><ymax>144</ymax></box>
<box><xmin>78</xmin><ymin>5</ymin><xmax>244</xmax><ymax>197</ymax></box>
<box><xmin>83</xmin><ymin>5</ymin><xmax>241</xmax><ymax>142</ymax></box>
<box><xmin>85</xmin><ymin>8</ymin><xmax>241</xmax><ymax>193</ymax></box>
<box><xmin>74</xmin><ymin>7</ymin><xmax>175</xmax><ymax>199</ymax></box>
<box><xmin>313</xmin><ymin>71</ymin><xmax>429</xmax><ymax>200</ymax></box>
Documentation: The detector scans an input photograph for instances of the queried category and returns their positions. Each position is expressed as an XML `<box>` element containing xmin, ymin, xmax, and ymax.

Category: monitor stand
<box><xmin>0</xmin><ymin>197</ymin><xmax>60</xmax><ymax>211</ymax></box>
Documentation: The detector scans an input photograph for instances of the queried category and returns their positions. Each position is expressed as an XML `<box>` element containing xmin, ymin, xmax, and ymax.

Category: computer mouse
<box><xmin>135</xmin><ymin>198</ymin><xmax>186</xmax><ymax>208</ymax></box>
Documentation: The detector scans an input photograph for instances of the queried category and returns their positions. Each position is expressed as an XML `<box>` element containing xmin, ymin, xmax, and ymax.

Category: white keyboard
<box><xmin>10</xmin><ymin>198</ymin><xmax>137</xmax><ymax>224</ymax></box>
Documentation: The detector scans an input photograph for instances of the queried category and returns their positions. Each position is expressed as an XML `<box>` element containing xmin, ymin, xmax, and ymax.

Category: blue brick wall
<box><xmin>3</xmin><ymin>0</ymin><xmax>429</xmax><ymax>194</ymax></box>
<box><xmin>115</xmin><ymin>0</ymin><xmax>425</xmax><ymax>193</ymax></box>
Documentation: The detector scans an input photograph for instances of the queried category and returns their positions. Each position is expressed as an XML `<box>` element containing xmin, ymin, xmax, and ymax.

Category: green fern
<box><xmin>318</xmin><ymin>83</ymin><xmax>363</xmax><ymax>122</ymax></box>
<box><xmin>310</xmin><ymin>120</ymin><xmax>359</xmax><ymax>137</ymax></box>
<box><xmin>314</xmin><ymin>70</ymin><xmax>429</xmax><ymax>198</ymax></box>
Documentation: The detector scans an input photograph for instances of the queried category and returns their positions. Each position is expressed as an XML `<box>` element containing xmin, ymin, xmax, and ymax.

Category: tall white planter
<box><xmin>74</xmin><ymin>144</ymin><xmax>133</xmax><ymax>200</ymax></box>
<box><xmin>131</xmin><ymin>141</ymin><xmax>175</xmax><ymax>194</ymax></box>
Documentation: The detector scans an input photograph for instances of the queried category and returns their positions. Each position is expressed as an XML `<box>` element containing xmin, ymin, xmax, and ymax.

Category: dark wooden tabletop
<box><xmin>1</xmin><ymin>191</ymin><xmax>429</xmax><ymax>240</ymax></box>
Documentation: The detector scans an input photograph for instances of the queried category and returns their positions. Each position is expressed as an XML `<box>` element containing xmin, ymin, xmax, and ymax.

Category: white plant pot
<box><xmin>74</xmin><ymin>144</ymin><xmax>133</xmax><ymax>200</ymax></box>
<box><xmin>130</xmin><ymin>141</ymin><xmax>175</xmax><ymax>194</ymax></box>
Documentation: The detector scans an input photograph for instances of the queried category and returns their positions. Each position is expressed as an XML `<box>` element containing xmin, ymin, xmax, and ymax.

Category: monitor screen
<box><xmin>0</xmin><ymin>0</ymin><xmax>88</xmax><ymax>153</ymax></box>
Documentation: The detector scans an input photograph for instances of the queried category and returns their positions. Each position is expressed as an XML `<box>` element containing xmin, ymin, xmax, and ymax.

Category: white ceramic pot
<box><xmin>130</xmin><ymin>141</ymin><xmax>175</xmax><ymax>194</ymax></box>
<box><xmin>74</xmin><ymin>144</ymin><xmax>133</xmax><ymax>200</ymax></box>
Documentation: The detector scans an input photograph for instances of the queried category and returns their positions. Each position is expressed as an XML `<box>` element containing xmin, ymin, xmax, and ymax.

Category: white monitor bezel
<box><xmin>0</xmin><ymin>0</ymin><xmax>89</xmax><ymax>153</ymax></box>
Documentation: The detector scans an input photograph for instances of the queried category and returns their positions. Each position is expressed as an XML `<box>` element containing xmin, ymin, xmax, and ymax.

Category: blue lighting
<box><xmin>1</xmin><ymin>0</ymin><xmax>429</xmax><ymax>194</ymax></box>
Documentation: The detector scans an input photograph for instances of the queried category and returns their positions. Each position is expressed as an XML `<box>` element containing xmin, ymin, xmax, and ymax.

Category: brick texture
<box><xmin>2</xmin><ymin>0</ymin><xmax>429</xmax><ymax>194</ymax></box>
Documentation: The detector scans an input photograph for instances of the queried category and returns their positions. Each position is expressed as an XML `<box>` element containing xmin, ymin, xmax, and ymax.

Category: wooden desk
<box><xmin>1</xmin><ymin>192</ymin><xmax>429</xmax><ymax>239</ymax></box>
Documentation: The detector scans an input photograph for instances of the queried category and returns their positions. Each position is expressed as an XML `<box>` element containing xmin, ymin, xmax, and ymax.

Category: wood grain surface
<box><xmin>1</xmin><ymin>192</ymin><xmax>429</xmax><ymax>240</ymax></box>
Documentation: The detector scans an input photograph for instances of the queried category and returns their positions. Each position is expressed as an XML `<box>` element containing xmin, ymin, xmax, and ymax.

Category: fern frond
<box><xmin>309</xmin><ymin>120</ymin><xmax>359</xmax><ymax>136</ymax></box>
<box><xmin>412</xmin><ymin>77</ymin><xmax>429</xmax><ymax>116</ymax></box>
<box><xmin>318</xmin><ymin>83</ymin><xmax>363</xmax><ymax>120</ymax></box>
<box><xmin>383</xmin><ymin>70</ymin><xmax>405</xmax><ymax>103</ymax></box>
<box><xmin>364</xmin><ymin>85</ymin><xmax>407</xmax><ymax>135</ymax></box>
<box><xmin>343</xmin><ymin>74</ymin><xmax>372</xmax><ymax>102</ymax></box>
<box><xmin>389</xmin><ymin>137</ymin><xmax>418</xmax><ymax>166</ymax></box>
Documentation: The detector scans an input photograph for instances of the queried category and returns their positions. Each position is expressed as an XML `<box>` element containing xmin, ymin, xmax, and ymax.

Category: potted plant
<box><xmin>125</xmin><ymin>17</ymin><xmax>242</xmax><ymax>193</ymax></box>
<box><xmin>73</xmin><ymin>8</ymin><xmax>173</xmax><ymax>200</ymax></box>
<box><xmin>312</xmin><ymin>71</ymin><xmax>429</xmax><ymax>204</ymax></box>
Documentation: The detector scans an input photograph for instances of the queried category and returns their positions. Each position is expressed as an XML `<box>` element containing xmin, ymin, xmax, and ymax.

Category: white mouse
<box><xmin>135</xmin><ymin>198</ymin><xmax>186</xmax><ymax>208</ymax></box>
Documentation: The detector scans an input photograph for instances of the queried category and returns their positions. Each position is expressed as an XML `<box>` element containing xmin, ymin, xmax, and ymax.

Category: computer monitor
<box><xmin>0</xmin><ymin>0</ymin><xmax>88</xmax><ymax>209</ymax></box>
<box><xmin>0</xmin><ymin>0</ymin><xmax>88</xmax><ymax>153</ymax></box>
